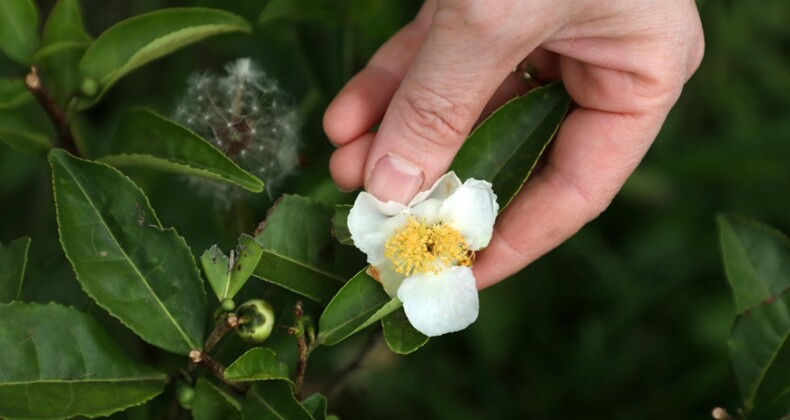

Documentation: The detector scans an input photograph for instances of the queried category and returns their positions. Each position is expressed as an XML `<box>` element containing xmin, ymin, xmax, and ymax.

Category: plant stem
<box><xmin>289</xmin><ymin>300</ymin><xmax>308</xmax><ymax>400</ymax></box>
<box><xmin>204</xmin><ymin>313</ymin><xmax>239</xmax><ymax>353</ymax></box>
<box><xmin>188</xmin><ymin>350</ymin><xmax>248</xmax><ymax>393</ymax></box>
<box><xmin>24</xmin><ymin>66</ymin><xmax>80</xmax><ymax>156</ymax></box>
<box><xmin>327</xmin><ymin>328</ymin><xmax>382</xmax><ymax>401</ymax></box>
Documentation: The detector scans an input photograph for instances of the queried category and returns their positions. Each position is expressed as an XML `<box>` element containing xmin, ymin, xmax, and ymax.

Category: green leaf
<box><xmin>202</xmin><ymin>234</ymin><xmax>264</xmax><ymax>302</ymax></box>
<box><xmin>253</xmin><ymin>195</ymin><xmax>346</xmax><ymax>304</ymax></box>
<box><xmin>301</xmin><ymin>393</ymin><xmax>327</xmax><ymax>420</ymax></box>
<box><xmin>332</xmin><ymin>204</ymin><xmax>353</xmax><ymax>246</ymax></box>
<box><xmin>317</xmin><ymin>269</ymin><xmax>399</xmax><ymax>346</ymax></box>
<box><xmin>450</xmin><ymin>82</ymin><xmax>570</xmax><ymax>209</ymax></box>
<box><xmin>224</xmin><ymin>347</ymin><xmax>290</xmax><ymax>382</ymax></box>
<box><xmin>0</xmin><ymin>78</ymin><xmax>33</xmax><ymax>110</ymax></box>
<box><xmin>382</xmin><ymin>307</ymin><xmax>429</xmax><ymax>355</ymax></box>
<box><xmin>0</xmin><ymin>237</ymin><xmax>30</xmax><ymax>303</ymax></box>
<box><xmin>100</xmin><ymin>108</ymin><xmax>264</xmax><ymax>192</ymax></box>
<box><xmin>192</xmin><ymin>378</ymin><xmax>241</xmax><ymax>420</ymax></box>
<box><xmin>729</xmin><ymin>289</ymin><xmax>790</xmax><ymax>417</ymax></box>
<box><xmin>50</xmin><ymin>150</ymin><xmax>207</xmax><ymax>355</ymax></box>
<box><xmin>77</xmin><ymin>8</ymin><xmax>251</xmax><ymax>109</ymax></box>
<box><xmin>0</xmin><ymin>302</ymin><xmax>165</xmax><ymax>419</ymax></box>
<box><xmin>242</xmin><ymin>381</ymin><xmax>313</xmax><ymax>420</ymax></box>
<box><xmin>36</xmin><ymin>0</ymin><xmax>92</xmax><ymax>107</ymax></box>
<box><xmin>718</xmin><ymin>214</ymin><xmax>790</xmax><ymax>314</ymax></box>
<box><xmin>0</xmin><ymin>0</ymin><xmax>39</xmax><ymax>65</ymax></box>
<box><xmin>0</xmin><ymin>109</ymin><xmax>52</xmax><ymax>155</ymax></box>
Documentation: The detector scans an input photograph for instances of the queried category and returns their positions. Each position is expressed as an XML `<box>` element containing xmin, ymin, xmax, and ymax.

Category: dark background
<box><xmin>1</xmin><ymin>0</ymin><xmax>788</xmax><ymax>418</ymax></box>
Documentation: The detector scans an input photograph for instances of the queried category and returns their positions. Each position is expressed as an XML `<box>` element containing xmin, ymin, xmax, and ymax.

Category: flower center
<box><xmin>384</xmin><ymin>217</ymin><xmax>472</xmax><ymax>275</ymax></box>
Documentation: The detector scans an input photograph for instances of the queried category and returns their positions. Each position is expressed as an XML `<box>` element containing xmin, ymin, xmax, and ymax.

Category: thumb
<box><xmin>363</xmin><ymin>6</ymin><xmax>541</xmax><ymax>203</ymax></box>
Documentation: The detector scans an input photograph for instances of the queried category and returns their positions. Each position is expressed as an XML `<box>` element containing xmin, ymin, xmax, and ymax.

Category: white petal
<box><xmin>438</xmin><ymin>179</ymin><xmax>498</xmax><ymax>250</ymax></box>
<box><xmin>348</xmin><ymin>192</ymin><xmax>407</xmax><ymax>265</ymax></box>
<box><xmin>407</xmin><ymin>172</ymin><xmax>462</xmax><ymax>207</ymax></box>
<box><xmin>396</xmin><ymin>266</ymin><xmax>479</xmax><ymax>337</ymax></box>
<box><xmin>369</xmin><ymin>263</ymin><xmax>406</xmax><ymax>297</ymax></box>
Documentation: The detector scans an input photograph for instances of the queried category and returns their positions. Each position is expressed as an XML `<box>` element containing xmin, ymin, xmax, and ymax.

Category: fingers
<box><xmin>329</xmin><ymin>133</ymin><xmax>373</xmax><ymax>190</ymax></box>
<box><xmin>323</xmin><ymin>1</ymin><xmax>436</xmax><ymax>146</ymax></box>
<box><xmin>363</xmin><ymin>5</ymin><xmax>559</xmax><ymax>203</ymax></box>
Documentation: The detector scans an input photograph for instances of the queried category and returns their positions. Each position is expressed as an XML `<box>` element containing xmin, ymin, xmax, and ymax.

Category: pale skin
<box><xmin>324</xmin><ymin>0</ymin><xmax>705</xmax><ymax>289</ymax></box>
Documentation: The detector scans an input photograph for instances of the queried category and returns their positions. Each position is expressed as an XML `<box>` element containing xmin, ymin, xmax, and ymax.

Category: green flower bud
<box><xmin>221</xmin><ymin>298</ymin><xmax>236</xmax><ymax>312</ymax></box>
<box><xmin>80</xmin><ymin>78</ymin><xmax>98</xmax><ymax>97</ymax></box>
<box><xmin>176</xmin><ymin>384</ymin><xmax>195</xmax><ymax>409</ymax></box>
<box><xmin>236</xmin><ymin>299</ymin><xmax>275</xmax><ymax>343</ymax></box>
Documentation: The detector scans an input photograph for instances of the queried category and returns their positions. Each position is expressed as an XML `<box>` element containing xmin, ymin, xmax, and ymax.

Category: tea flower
<box><xmin>348</xmin><ymin>171</ymin><xmax>498</xmax><ymax>336</ymax></box>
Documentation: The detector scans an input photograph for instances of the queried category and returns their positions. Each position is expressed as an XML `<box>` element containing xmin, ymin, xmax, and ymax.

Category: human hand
<box><xmin>324</xmin><ymin>0</ymin><xmax>704</xmax><ymax>288</ymax></box>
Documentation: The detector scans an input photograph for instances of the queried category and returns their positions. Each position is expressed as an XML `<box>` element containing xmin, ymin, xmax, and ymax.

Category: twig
<box><xmin>24</xmin><ymin>66</ymin><xmax>80</xmax><ymax>156</ymax></box>
<box><xmin>289</xmin><ymin>300</ymin><xmax>308</xmax><ymax>400</ymax></box>
<box><xmin>188</xmin><ymin>350</ymin><xmax>248</xmax><ymax>393</ymax></box>
<box><xmin>204</xmin><ymin>313</ymin><xmax>238</xmax><ymax>353</ymax></box>
<box><xmin>711</xmin><ymin>407</ymin><xmax>734</xmax><ymax>420</ymax></box>
<box><xmin>327</xmin><ymin>328</ymin><xmax>382</xmax><ymax>401</ymax></box>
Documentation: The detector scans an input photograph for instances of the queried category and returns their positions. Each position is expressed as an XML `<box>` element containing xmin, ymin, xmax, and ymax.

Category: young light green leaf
<box><xmin>382</xmin><ymin>307</ymin><xmax>429</xmax><ymax>355</ymax></box>
<box><xmin>100</xmin><ymin>108</ymin><xmax>264</xmax><ymax>192</ymax></box>
<box><xmin>0</xmin><ymin>236</ymin><xmax>30</xmax><ymax>303</ymax></box>
<box><xmin>202</xmin><ymin>234</ymin><xmax>264</xmax><ymax>302</ymax></box>
<box><xmin>0</xmin><ymin>302</ymin><xmax>165</xmax><ymax>419</ymax></box>
<box><xmin>50</xmin><ymin>150</ymin><xmax>207</xmax><ymax>355</ymax></box>
<box><xmin>77</xmin><ymin>8</ymin><xmax>251</xmax><ymax>109</ymax></box>
<box><xmin>224</xmin><ymin>348</ymin><xmax>290</xmax><ymax>382</ymax></box>
<box><xmin>729</xmin><ymin>289</ymin><xmax>790</xmax><ymax>418</ymax></box>
<box><xmin>35</xmin><ymin>0</ymin><xmax>92</xmax><ymax>107</ymax></box>
<box><xmin>718</xmin><ymin>214</ymin><xmax>790</xmax><ymax>314</ymax></box>
<box><xmin>0</xmin><ymin>0</ymin><xmax>39</xmax><ymax>65</ymax></box>
<box><xmin>0</xmin><ymin>109</ymin><xmax>52</xmax><ymax>155</ymax></box>
<box><xmin>0</xmin><ymin>78</ymin><xmax>33</xmax><ymax>109</ymax></box>
<box><xmin>253</xmin><ymin>195</ymin><xmax>346</xmax><ymax>304</ymax></box>
<box><xmin>192</xmin><ymin>378</ymin><xmax>242</xmax><ymax>420</ymax></box>
<box><xmin>317</xmin><ymin>269</ymin><xmax>397</xmax><ymax>346</ymax></box>
<box><xmin>243</xmin><ymin>381</ymin><xmax>312</xmax><ymax>420</ymax></box>
<box><xmin>450</xmin><ymin>82</ymin><xmax>570</xmax><ymax>209</ymax></box>
<box><xmin>301</xmin><ymin>393</ymin><xmax>327</xmax><ymax>420</ymax></box>
<box><xmin>332</xmin><ymin>204</ymin><xmax>353</xmax><ymax>246</ymax></box>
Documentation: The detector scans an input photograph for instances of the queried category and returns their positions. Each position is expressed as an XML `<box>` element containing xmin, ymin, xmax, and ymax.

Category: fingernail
<box><xmin>367</xmin><ymin>154</ymin><xmax>424</xmax><ymax>204</ymax></box>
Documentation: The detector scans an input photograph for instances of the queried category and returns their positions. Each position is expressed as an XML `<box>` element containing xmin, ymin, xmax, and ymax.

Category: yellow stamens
<box><xmin>384</xmin><ymin>217</ymin><xmax>472</xmax><ymax>275</ymax></box>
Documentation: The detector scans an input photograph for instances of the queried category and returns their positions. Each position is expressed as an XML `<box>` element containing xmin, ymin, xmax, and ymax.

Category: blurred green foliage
<box><xmin>0</xmin><ymin>0</ymin><xmax>788</xmax><ymax>418</ymax></box>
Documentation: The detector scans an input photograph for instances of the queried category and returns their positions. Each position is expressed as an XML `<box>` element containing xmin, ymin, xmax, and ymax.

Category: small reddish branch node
<box><xmin>189</xmin><ymin>349</ymin><xmax>247</xmax><ymax>393</ymax></box>
<box><xmin>24</xmin><ymin>66</ymin><xmax>80</xmax><ymax>156</ymax></box>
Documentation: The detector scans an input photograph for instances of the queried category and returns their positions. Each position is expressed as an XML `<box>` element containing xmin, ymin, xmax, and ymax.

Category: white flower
<box><xmin>348</xmin><ymin>172</ymin><xmax>498</xmax><ymax>337</ymax></box>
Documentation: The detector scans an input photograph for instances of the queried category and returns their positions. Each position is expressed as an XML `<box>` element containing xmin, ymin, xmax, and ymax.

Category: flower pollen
<box><xmin>385</xmin><ymin>217</ymin><xmax>472</xmax><ymax>276</ymax></box>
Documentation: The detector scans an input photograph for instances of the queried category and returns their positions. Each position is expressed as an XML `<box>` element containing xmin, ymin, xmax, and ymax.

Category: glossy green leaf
<box><xmin>718</xmin><ymin>214</ymin><xmax>790</xmax><ymax>314</ymax></box>
<box><xmin>243</xmin><ymin>381</ymin><xmax>312</xmax><ymax>420</ymax></box>
<box><xmin>382</xmin><ymin>307</ymin><xmax>429</xmax><ymax>355</ymax></box>
<box><xmin>77</xmin><ymin>8</ymin><xmax>251</xmax><ymax>108</ymax></box>
<box><xmin>253</xmin><ymin>195</ymin><xmax>345</xmax><ymax>304</ymax></box>
<box><xmin>317</xmin><ymin>269</ymin><xmax>398</xmax><ymax>346</ymax></box>
<box><xmin>450</xmin><ymin>82</ymin><xmax>570</xmax><ymax>209</ymax></box>
<box><xmin>192</xmin><ymin>378</ymin><xmax>241</xmax><ymax>420</ymax></box>
<box><xmin>729</xmin><ymin>289</ymin><xmax>790</xmax><ymax>418</ymax></box>
<box><xmin>0</xmin><ymin>302</ymin><xmax>165</xmax><ymax>418</ymax></box>
<box><xmin>0</xmin><ymin>109</ymin><xmax>52</xmax><ymax>155</ymax></box>
<box><xmin>36</xmin><ymin>0</ymin><xmax>92</xmax><ymax>107</ymax></box>
<box><xmin>0</xmin><ymin>0</ymin><xmax>39</xmax><ymax>65</ymax></box>
<box><xmin>0</xmin><ymin>78</ymin><xmax>33</xmax><ymax>110</ymax></box>
<box><xmin>50</xmin><ymin>150</ymin><xmax>207</xmax><ymax>355</ymax></box>
<box><xmin>332</xmin><ymin>204</ymin><xmax>353</xmax><ymax>246</ymax></box>
<box><xmin>0</xmin><ymin>237</ymin><xmax>30</xmax><ymax>303</ymax></box>
<box><xmin>301</xmin><ymin>393</ymin><xmax>327</xmax><ymax>420</ymax></box>
<box><xmin>202</xmin><ymin>234</ymin><xmax>264</xmax><ymax>302</ymax></box>
<box><xmin>101</xmin><ymin>108</ymin><xmax>264</xmax><ymax>192</ymax></box>
<box><xmin>224</xmin><ymin>347</ymin><xmax>290</xmax><ymax>382</ymax></box>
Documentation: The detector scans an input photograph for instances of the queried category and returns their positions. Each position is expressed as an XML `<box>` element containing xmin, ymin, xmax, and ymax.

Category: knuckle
<box><xmin>395</xmin><ymin>83</ymin><xmax>472</xmax><ymax>148</ymax></box>
<box><xmin>435</xmin><ymin>0</ymin><xmax>511</xmax><ymax>37</ymax></box>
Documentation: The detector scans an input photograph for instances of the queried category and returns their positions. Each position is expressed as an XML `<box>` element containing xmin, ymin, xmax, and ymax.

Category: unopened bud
<box><xmin>236</xmin><ymin>299</ymin><xmax>275</xmax><ymax>343</ymax></box>
<box><xmin>221</xmin><ymin>298</ymin><xmax>236</xmax><ymax>312</ymax></box>
<box><xmin>177</xmin><ymin>384</ymin><xmax>195</xmax><ymax>409</ymax></box>
<box><xmin>80</xmin><ymin>78</ymin><xmax>98</xmax><ymax>97</ymax></box>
